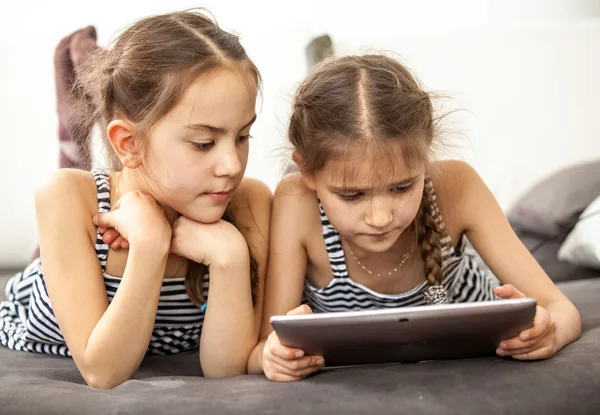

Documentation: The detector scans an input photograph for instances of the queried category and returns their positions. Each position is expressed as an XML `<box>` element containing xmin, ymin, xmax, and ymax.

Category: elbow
<box><xmin>246</xmin><ymin>339</ymin><xmax>267</xmax><ymax>375</ymax></box>
<box><xmin>565</xmin><ymin>298</ymin><xmax>582</xmax><ymax>338</ymax></box>
<box><xmin>200</xmin><ymin>339</ymin><xmax>255</xmax><ymax>378</ymax></box>
<box><xmin>82</xmin><ymin>368</ymin><xmax>132</xmax><ymax>390</ymax></box>
<box><xmin>201</xmin><ymin>354</ymin><xmax>249</xmax><ymax>378</ymax></box>
<box><xmin>551</xmin><ymin>298</ymin><xmax>583</xmax><ymax>346</ymax></box>
<box><xmin>573</xmin><ymin>306</ymin><xmax>582</xmax><ymax>339</ymax></box>
<box><xmin>565</xmin><ymin>305</ymin><xmax>582</xmax><ymax>348</ymax></box>
<box><xmin>77</xmin><ymin>341</ymin><xmax>142</xmax><ymax>389</ymax></box>
<box><xmin>202</xmin><ymin>362</ymin><xmax>248</xmax><ymax>379</ymax></box>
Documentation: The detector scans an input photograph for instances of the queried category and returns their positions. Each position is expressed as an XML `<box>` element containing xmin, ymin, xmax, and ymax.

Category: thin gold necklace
<box><xmin>345</xmin><ymin>240</ymin><xmax>414</xmax><ymax>277</ymax></box>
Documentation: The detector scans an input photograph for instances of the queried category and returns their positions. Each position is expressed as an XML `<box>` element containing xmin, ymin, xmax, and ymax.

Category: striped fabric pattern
<box><xmin>302</xmin><ymin>202</ymin><xmax>500</xmax><ymax>313</ymax></box>
<box><xmin>0</xmin><ymin>169</ymin><xmax>207</xmax><ymax>356</ymax></box>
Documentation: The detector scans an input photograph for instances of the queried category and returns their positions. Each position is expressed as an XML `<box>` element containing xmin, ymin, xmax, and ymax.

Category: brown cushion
<box><xmin>507</xmin><ymin>160</ymin><xmax>600</xmax><ymax>237</ymax></box>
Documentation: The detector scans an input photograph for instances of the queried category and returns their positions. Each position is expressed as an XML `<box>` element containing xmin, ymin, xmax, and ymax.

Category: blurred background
<box><xmin>1</xmin><ymin>0</ymin><xmax>599</xmax><ymax>268</ymax></box>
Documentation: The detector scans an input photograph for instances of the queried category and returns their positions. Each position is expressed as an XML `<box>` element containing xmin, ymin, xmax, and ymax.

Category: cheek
<box><xmin>320</xmin><ymin>196</ymin><xmax>361</xmax><ymax>233</ymax></box>
<box><xmin>143</xmin><ymin>139</ymin><xmax>194</xmax><ymax>177</ymax></box>
<box><xmin>395</xmin><ymin>189</ymin><xmax>423</xmax><ymax>224</ymax></box>
<box><xmin>236</xmin><ymin>142</ymin><xmax>250</xmax><ymax>174</ymax></box>
<box><xmin>239</xmin><ymin>141</ymin><xmax>250</xmax><ymax>161</ymax></box>
<box><xmin>149</xmin><ymin>159</ymin><xmax>211</xmax><ymax>202</ymax></box>
<box><xmin>170</xmin><ymin>163</ymin><xmax>211</xmax><ymax>191</ymax></box>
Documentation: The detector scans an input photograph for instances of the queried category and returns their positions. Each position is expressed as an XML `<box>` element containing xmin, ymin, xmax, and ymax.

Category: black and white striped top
<box><xmin>302</xmin><ymin>202</ymin><xmax>500</xmax><ymax>312</ymax></box>
<box><xmin>0</xmin><ymin>169</ymin><xmax>208</xmax><ymax>356</ymax></box>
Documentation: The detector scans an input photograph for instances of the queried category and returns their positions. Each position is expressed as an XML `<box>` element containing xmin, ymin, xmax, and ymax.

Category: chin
<box><xmin>364</xmin><ymin>240</ymin><xmax>397</xmax><ymax>253</ymax></box>
<box><xmin>357</xmin><ymin>232</ymin><xmax>402</xmax><ymax>253</ymax></box>
<box><xmin>178</xmin><ymin>203</ymin><xmax>228</xmax><ymax>224</ymax></box>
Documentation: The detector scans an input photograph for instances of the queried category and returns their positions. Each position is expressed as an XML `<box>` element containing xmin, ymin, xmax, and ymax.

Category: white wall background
<box><xmin>1</xmin><ymin>0</ymin><xmax>599</xmax><ymax>267</ymax></box>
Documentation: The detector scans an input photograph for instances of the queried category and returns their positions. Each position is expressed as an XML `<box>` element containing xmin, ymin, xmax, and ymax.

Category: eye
<box><xmin>192</xmin><ymin>141</ymin><xmax>214</xmax><ymax>151</ymax></box>
<box><xmin>237</xmin><ymin>134</ymin><xmax>252</xmax><ymax>144</ymax></box>
<box><xmin>392</xmin><ymin>182</ymin><xmax>415</xmax><ymax>194</ymax></box>
<box><xmin>338</xmin><ymin>192</ymin><xmax>363</xmax><ymax>202</ymax></box>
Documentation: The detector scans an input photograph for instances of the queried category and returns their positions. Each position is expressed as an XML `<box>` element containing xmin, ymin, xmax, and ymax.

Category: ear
<box><xmin>106</xmin><ymin>119</ymin><xmax>141</xmax><ymax>169</ymax></box>
<box><xmin>292</xmin><ymin>151</ymin><xmax>317</xmax><ymax>190</ymax></box>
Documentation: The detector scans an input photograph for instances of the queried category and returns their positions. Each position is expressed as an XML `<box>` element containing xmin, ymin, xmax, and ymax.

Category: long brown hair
<box><xmin>78</xmin><ymin>10</ymin><xmax>260</xmax><ymax>305</ymax></box>
<box><xmin>289</xmin><ymin>54</ymin><xmax>448</xmax><ymax>287</ymax></box>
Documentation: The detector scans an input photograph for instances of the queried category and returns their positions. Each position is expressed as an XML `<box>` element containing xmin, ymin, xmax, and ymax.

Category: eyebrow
<box><xmin>328</xmin><ymin>175</ymin><xmax>420</xmax><ymax>193</ymax></box>
<box><xmin>184</xmin><ymin>114</ymin><xmax>257</xmax><ymax>134</ymax></box>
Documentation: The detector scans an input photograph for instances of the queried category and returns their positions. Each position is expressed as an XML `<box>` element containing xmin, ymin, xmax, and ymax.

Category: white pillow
<box><xmin>558</xmin><ymin>195</ymin><xmax>600</xmax><ymax>270</ymax></box>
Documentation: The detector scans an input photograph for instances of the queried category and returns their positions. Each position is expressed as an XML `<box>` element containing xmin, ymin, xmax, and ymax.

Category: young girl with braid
<box><xmin>247</xmin><ymin>54</ymin><xmax>581</xmax><ymax>381</ymax></box>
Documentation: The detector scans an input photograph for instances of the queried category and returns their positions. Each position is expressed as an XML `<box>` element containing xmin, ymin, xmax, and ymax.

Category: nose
<box><xmin>214</xmin><ymin>145</ymin><xmax>243</xmax><ymax>178</ymax></box>
<box><xmin>364</xmin><ymin>198</ymin><xmax>394</xmax><ymax>229</ymax></box>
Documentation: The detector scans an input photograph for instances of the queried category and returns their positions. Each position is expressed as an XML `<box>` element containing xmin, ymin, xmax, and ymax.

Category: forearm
<box><xmin>546</xmin><ymin>298</ymin><xmax>582</xmax><ymax>350</ymax></box>
<box><xmin>199</xmin><ymin>256</ymin><xmax>256</xmax><ymax>377</ymax></box>
<box><xmin>82</xmin><ymin>244</ymin><xmax>168</xmax><ymax>388</ymax></box>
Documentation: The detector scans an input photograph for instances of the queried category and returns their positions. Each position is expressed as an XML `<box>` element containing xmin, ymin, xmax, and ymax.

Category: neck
<box><xmin>343</xmin><ymin>229</ymin><xmax>417</xmax><ymax>281</ymax></box>
<box><xmin>114</xmin><ymin>168</ymin><xmax>180</xmax><ymax>226</ymax></box>
<box><xmin>345</xmin><ymin>226</ymin><xmax>416</xmax><ymax>262</ymax></box>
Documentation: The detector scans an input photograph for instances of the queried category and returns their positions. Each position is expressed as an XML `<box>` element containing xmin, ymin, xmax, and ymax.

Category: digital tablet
<box><xmin>270</xmin><ymin>298</ymin><xmax>536</xmax><ymax>366</ymax></box>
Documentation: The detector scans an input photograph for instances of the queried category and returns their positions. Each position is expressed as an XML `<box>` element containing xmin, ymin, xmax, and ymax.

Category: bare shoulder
<box><xmin>230</xmin><ymin>177</ymin><xmax>273</xmax><ymax>225</ymax></box>
<box><xmin>228</xmin><ymin>178</ymin><xmax>273</xmax><ymax>251</ymax></box>
<box><xmin>35</xmin><ymin>169</ymin><xmax>99</xmax><ymax>218</ymax></box>
<box><xmin>428</xmin><ymin>160</ymin><xmax>484</xmax><ymax>240</ymax></box>
<box><xmin>232</xmin><ymin>177</ymin><xmax>273</xmax><ymax>208</ymax></box>
<box><xmin>272</xmin><ymin>172</ymin><xmax>320</xmax><ymax>245</ymax></box>
<box><xmin>429</xmin><ymin>160</ymin><xmax>479</xmax><ymax>191</ymax></box>
<box><xmin>230</xmin><ymin>174</ymin><xmax>317</xmax><ymax>235</ymax></box>
<box><xmin>274</xmin><ymin>173</ymin><xmax>319</xmax><ymax>219</ymax></box>
<box><xmin>274</xmin><ymin>172</ymin><xmax>316</xmax><ymax>209</ymax></box>
<box><xmin>35</xmin><ymin>169</ymin><xmax>103</xmax><ymax>264</ymax></box>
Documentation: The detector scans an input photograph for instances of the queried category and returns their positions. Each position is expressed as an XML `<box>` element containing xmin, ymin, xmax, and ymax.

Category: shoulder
<box><xmin>428</xmin><ymin>159</ymin><xmax>479</xmax><ymax>193</ymax></box>
<box><xmin>274</xmin><ymin>173</ymin><xmax>319</xmax><ymax>221</ymax></box>
<box><xmin>229</xmin><ymin>177</ymin><xmax>273</xmax><ymax>224</ymax></box>
<box><xmin>271</xmin><ymin>172</ymin><xmax>320</xmax><ymax>244</ymax></box>
<box><xmin>428</xmin><ymin>160</ymin><xmax>487</xmax><ymax>239</ymax></box>
<box><xmin>35</xmin><ymin>169</ymin><xmax>101</xmax><ymax>246</ymax></box>
<box><xmin>273</xmin><ymin>172</ymin><xmax>317</xmax><ymax>208</ymax></box>
<box><xmin>228</xmin><ymin>177</ymin><xmax>273</xmax><ymax>251</ymax></box>
<box><xmin>233</xmin><ymin>177</ymin><xmax>273</xmax><ymax>207</ymax></box>
<box><xmin>35</xmin><ymin>169</ymin><xmax>99</xmax><ymax>213</ymax></box>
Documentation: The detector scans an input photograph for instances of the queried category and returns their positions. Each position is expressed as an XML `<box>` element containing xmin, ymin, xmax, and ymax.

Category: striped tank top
<box><xmin>0</xmin><ymin>169</ymin><xmax>208</xmax><ymax>356</ymax></box>
<box><xmin>302</xmin><ymin>202</ymin><xmax>501</xmax><ymax>312</ymax></box>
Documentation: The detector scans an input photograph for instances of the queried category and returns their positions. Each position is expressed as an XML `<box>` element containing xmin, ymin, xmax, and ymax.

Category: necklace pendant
<box><xmin>424</xmin><ymin>285</ymin><xmax>449</xmax><ymax>305</ymax></box>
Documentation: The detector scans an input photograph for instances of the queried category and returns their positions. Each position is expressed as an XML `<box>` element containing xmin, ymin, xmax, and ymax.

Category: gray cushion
<box><xmin>1</xmin><ymin>278</ymin><xmax>599</xmax><ymax>414</ymax></box>
<box><xmin>517</xmin><ymin>230</ymin><xmax>600</xmax><ymax>282</ymax></box>
<box><xmin>507</xmin><ymin>160</ymin><xmax>600</xmax><ymax>237</ymax></box>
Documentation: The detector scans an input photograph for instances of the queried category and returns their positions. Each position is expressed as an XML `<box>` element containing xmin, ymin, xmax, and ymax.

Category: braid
<box><xmin>416</xmin><ymin>176</ymin><xmax>447</xmax><ymax>286</ymax></box>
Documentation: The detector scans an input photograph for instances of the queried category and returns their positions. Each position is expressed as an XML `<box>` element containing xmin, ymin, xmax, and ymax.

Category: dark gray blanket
<box><xmin>1</xmin><ymin>277</ymin><xmax>599</xmax><ymax>414</ymax></box>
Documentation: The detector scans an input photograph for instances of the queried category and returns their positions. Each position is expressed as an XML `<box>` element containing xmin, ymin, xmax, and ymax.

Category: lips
<box><xmin>204</xmin><ymin>188</ymin><xmax>234</xmax><ymax>201</ymax></box>
<box><xmin>369</xmin><ymin>232</ymin><xmax>390</xmax><ymax>238</ymax></box>
<box><xmin>365</xmin><ymin>227</ymin><xmax>400</xmax><ymax>239</ymax></box>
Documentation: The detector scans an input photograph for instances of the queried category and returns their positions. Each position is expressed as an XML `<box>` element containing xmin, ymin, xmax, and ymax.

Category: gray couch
<box><xmin>1</xmin><ymin>269</ymin><xmax>599</xmax><ymax>414</ymax></box>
